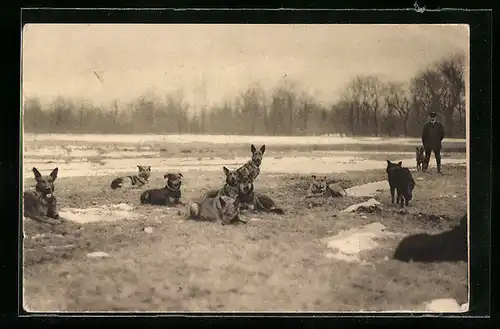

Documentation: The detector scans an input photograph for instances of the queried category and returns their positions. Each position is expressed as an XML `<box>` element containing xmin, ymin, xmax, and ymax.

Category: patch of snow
<box><xmin>86</xmin><ymin>251</ymin><xmax>111</xmax><ymax>258</ymax></box>
<box><xmin>340</xmin><ymin>198</ymin><xmax>382</xmax><ymax>213</ymax></box>
<box><xmin>424</xmin><ymin>298</ymin><xmax>463</xmax><ymax>312</ymax></box>
<box><xmin>322</xmin><ymin>222</ymin><xmax>405</xmax><ymax>263</ymax></box>
<box><xmin>59</xmin><ymin>203</ymin><xmax>138</xmax><ymax>224</ymax></box>
<box><xmin>345</xmin><ymin>181</ymin><xmax>389</xmax><ymax>197</ymax></box>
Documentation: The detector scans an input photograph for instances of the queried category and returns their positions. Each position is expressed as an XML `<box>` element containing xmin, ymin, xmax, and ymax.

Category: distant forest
<box><xmin>23</xmin><ymin>53</ymin><xmax>466</xmax><ymax>138</ymax></box>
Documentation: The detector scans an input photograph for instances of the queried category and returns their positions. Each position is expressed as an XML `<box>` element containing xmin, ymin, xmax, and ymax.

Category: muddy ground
<box><xmin>22</xmin><ymin>157</ymin><xmax>468</xmax><ymax>312</ymax></box>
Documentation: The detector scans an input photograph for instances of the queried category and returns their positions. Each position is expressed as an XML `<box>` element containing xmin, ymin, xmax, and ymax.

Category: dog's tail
<box><xmin>140</xmin><ymin>190</ymin><xmax>150</xmax><ymax>204</ymax></box>
<box><xmin>269</xmin><ymin>207</ymin><xmax>285</xmax><ymax>215</ymax></box>
<box><xmin>189</xmin><ymin>202</ymin><xmax>200</xmax><ymax>220</ymax></box>
<box><xmin>110</xmin><ymin>177</ymin><xmax>122</xmax><ymax>190</ymax></box>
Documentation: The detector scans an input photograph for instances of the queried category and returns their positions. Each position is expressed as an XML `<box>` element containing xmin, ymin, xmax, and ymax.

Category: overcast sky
<box><xmin>22</xmin><ymin>24</ymin><xmax>468</xmax><ymax>109</ymax></box>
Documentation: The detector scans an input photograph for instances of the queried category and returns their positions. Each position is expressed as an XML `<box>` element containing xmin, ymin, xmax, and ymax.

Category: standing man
<box><xmin>421</xmin><ymin>111</ymin><xmax>445</xmax><ymax>173</ymax></box>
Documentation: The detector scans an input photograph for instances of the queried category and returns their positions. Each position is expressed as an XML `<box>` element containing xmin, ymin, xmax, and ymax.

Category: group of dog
<box><xmin>22</xmin><ymin>143</ymin><xmax>431</xmax><ymax>226</ymax></box>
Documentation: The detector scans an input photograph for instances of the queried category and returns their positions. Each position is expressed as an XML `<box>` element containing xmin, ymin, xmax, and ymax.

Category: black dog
<box><xmin>393</xmin><ymin>215</ymin><xmax>467</xmax><ymax>263</ymax></box>
<box><xmin>386</xmin><ymin>160</ymin><xmax>415</xmax><ymax>208</ymax></box>
<box><xmin>140</xmin><ymin>173</ymin><xmax>184</xmax><ymax>206</ymax></box>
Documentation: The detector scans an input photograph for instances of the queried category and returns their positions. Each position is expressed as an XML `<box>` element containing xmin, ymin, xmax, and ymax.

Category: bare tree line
<box><xmin>23</xmin><ymin>53</ymin><xmax>466</xmax><ymax>138</ymax></box>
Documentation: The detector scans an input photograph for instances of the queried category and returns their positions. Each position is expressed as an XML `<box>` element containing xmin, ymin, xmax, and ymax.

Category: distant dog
<box><xmin>203</xmin><ymin>166</ymin><xmax>239</xmax><ymax>200</ymax></box>
<box><xmin>416</xmin><ymin>146</ymin><xmax>425</xmax><ymax>171</ymax></box>
<box><xmin>140</xmin><ymin>173</ymin><xmax>183</xmax><ymax>206</ymax></box>
<box><xmin>393</xmin><ymin>215</ymin><xmax>467</xmax><ymax>263</ymax></box>
<box><xmin>236</xmin><ymin>144</ymin><xmax>265</xmax><ymax>181</ymax></box>
<box><xmin>189</xmin><ymin>195</ymin><xmax>244</xmax><ymax>225</ymax></box>
<box><xmin>306</xmin><ymin>175</ymin><xmax>347</xmax><ymax>198</ymax></box>
<box><xmin>23</xmin><ymin>167</ymin><xmax>63</xmax><ymax>225</ymax></box>
<box><xmin>110</xmin><ymin>165</ymin><xmax>151</xmax><ymax>189</ymax></box>
<box><xmin>386</xmin><ymin>160</ymin><xmax>415</xmax><ymax>208</ymax></box>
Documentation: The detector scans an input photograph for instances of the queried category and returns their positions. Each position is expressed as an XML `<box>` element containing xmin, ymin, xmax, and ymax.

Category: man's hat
<box><xmin>429</xmin><ymin>112</ymin><xmax>437</xmax><ymax>118</ymax></box>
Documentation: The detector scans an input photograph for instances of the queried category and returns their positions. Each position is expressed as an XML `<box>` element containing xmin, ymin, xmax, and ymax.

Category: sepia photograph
<box><xmin>21</xmin><ymin>23</ymin><xmax>469</xmax><ymax>313</ymax></box>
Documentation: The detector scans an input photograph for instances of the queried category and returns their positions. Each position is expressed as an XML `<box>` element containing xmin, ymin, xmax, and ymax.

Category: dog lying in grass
<box><xmin>306</xmin><ymin>175</ymin><xmax>347</xmax><ymax>198</ymax></box>
<box><xmin>140</xmin><ymin>173</ymin><xmax>184</xmax><ymax>206</ymax></box>
<box><xmin>110</xmin><ymin>165</ymin><xmax>151</xmax><ymax>189</ymax></box>
<box><xmin>189</xmin><ymin>195</ymin><xmax>244</xmax><ymax>225</ymax></box>
<box><xmin>23</xmin><ymin>167</ymin><xmax>64</xmax><ymax>225</ymax></box>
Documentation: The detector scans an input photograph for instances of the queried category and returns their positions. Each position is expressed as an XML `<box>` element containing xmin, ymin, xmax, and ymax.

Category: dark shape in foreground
<box><xmin>393</xmin><ymin>215</ymin><xmax>467</xmax><ymax>263</ymax></box>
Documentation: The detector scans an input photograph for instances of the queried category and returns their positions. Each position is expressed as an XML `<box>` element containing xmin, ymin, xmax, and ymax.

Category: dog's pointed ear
<box><xmin>137</xmin><ymin>165</ymin><xmax>142</xmax><ymax>170</ymax></box>
<box><xmin>311</xmin><ymin>175</ymin><xmax>316</xmax><ymax>179</ymax></box>
<box><xmin>386</xmin><ymin>160</ymin><xmax>391</xmax><ymax>165</ymax></box>
<box><xmin>178</xmin><ymin>173</ymin><xmax>183</xmax><ymax>178</ymax></box>
<box><xmin>251</xmin><ymin>144</ymin><xmax>256</xmax><ymax>153</ymax></box>
<box><xmin>219</xmin><ymin>196</ymin><xmax>226</xmax><ymax>208</ymax></box>
<box><xmin>416</xmin><ymin>147</ymin><xmax>419</xmax><ymax>150</ymax></box>
<box><xmin>49</xmin><ymin>167</ymin><xmax>59</xmax><ymax>180</ymax></box>
<box><xmin>260</xmin><ymin>145</ymin><xmax>266</xmax><ymax>154</ymax></box>
<box><xmin>164</xmin><ymin>174</ymin><xmax>169</xmax><ymax>179</ymax></box>
<box><xmin>32</xmin><ymin>167</ymin><xmax>42</xmax><ymax>181</ymax></box>
<box><xmin>223</xmin><ymin>166</ymin><xmax>230</xmax><ymax>175</ymax></box>
<box><xmin>397</xmin><ymin>161</ymin><xmax>402</xmax><ymax>166</ymax></box>
<box><xmin>147</xmin><ymin>166</ymin><xmax>151</xmax><ymax>171</ymax></box>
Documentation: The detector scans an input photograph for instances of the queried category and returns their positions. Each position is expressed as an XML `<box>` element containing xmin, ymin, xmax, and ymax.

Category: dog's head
<box><xmin>250</xmin><ymin>144</ymin><xmax>265</xmax><ymax>167</ymax></box>
<box><xmin>222</xmin><ymin>166</ymin><xmax>239</xmax><ymax>187</ymax></box>
<box><xmin>386</xmin><ymin>160</ymin><xmax>402</xmax><ymax>173</ymax></box>
<box><xmin>415</xmin><ymin>147</ymin><xmax>425</xmax><ymax>159</ymax></box>
<box><xmin>137</xmin><ymin>165</ymin><xmax>151</xmax><ymax>180</ymax></box>
<box><xmin>237</xmin><ymin>167</ymin><xmax>254</xmax><ymax>195</ymax></box>
<box><xmin>310</xmin><ymin>175</ymin><xmax>328</xmax><ymax>194</ymax></box>
<box><xmin>219</xmin><ymin>195</ymin><xmax>240</xmax><ymax>225</ymax></box>
<box><xmin>32</xmin><ymin>167</ymin><xmax>58</xmax><ymax>196</ymax></box>
<box><xmin>164</xmin><ymin>173</ymin><xmax>183</xmax><ymax>190</ymax></box>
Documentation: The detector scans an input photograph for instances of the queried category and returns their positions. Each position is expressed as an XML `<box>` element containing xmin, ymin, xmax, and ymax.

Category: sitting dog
<box><xmin>306</xmin><ymin>175</ymin><xmax>347</xmax><ymax>198</ymax></box>
<box><xmin>203</xmin><ymin>166</ymin><xmax>239</xmax><ymax>200</ymax></box>
<box><xmin>140</xmin><ymin>173</ymin><xmax>183</xmax><ymax>206</ymax></box>
<box><xmin>189</xmin><ymin>195</ymin><xmax>243</xmax><ymax>225</ymax></box>
<box><xmin>23</xmin><ymin>167</ymin><xmax>63</xmax><ymax>225</ymax></box>
<box><xmin>386</xmin><ymin>160</ymin><xmax>415</xmax><ymax>208</ymax></box>
<box><xmin>111</xmin><ymin>165</ymin><xmax>151</xmax><ymax>189</ymax></box>
<box><xmin>236</xmin><ymin>144</ymin><xmax>265</xmax><ymax>181</ymax></box>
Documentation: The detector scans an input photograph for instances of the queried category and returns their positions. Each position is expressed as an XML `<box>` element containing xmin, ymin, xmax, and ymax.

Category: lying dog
<box><xmin>140</xmin><ymin>173</ymin><xmax>184</xmax><ymax>206</ymax></box>
<box><xmin>236</xmin><ymin>167</ymin><xmax>285</xmax><ymax>214</ymax></box>
<box><xmin>306</xmin><ymin>175</ymin><xmax>347</xmax><ymax>198</ymax></box>
<box><xmin>111</xmin><ymin>165</ymin><xmax>151</xmax><ymax>189</ymax></box>
<box><xmin>386</xmin><ymin>160</ymin><xmax>415</xmax><ymax>208</ymax></box>
<box><xmin>23</xmin><ymin>167</ymin><xmax>64</xmax><ymax>225</ymax></box>
<box><xmin>189</xmin><ymin>195</ymin><xmax>244</xmax><ymax>225</ymax></box>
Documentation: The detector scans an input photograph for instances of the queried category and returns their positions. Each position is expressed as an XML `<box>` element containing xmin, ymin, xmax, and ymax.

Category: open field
<box><xmin>22</xmin><ymin>134</ymin><xmax>468</xmax><ymax>312</ymax></box>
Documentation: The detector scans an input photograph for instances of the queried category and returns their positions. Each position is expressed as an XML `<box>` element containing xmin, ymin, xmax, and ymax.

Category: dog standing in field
<box><xmin>416</xmin><ymin>146</ymin><xmax>425</xmax><ymax>171</ymax></box>
<box><xmin>386</xmin><ymin>160</ymin><xmax>416</xmax><ymax>208</ymax></box>
<box><xmin>306</xmin><ymin>175</ymin><xmax>347</xmax><ymax>198</ymax></box>
<box><xmin>110</xmin><ymin>165</ymin><xmax>151</xmax><ymax>189</ymax></box>
<box><xmin>189</xmin><ymin>195</ymin><xmax>244</xmax><ymax>225</ymax></box>
<box><xmin>140</xmin><ymin>173</ymin><xmax>184</xmax><ymax>206</ymax></box>
<box><xmin>236</xmin><ymin>144</ymin><xmax>265</xmax><ymax>181</ymax></box>
<box><xmin>203</xmin><ymin>166</ymin><xmax>239</xmax><ymax>200</ymax></box>
<box><xmin>23</xmin><ymin>167</ymin><xmax>63</xmax><ymax>225</ymax></box>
